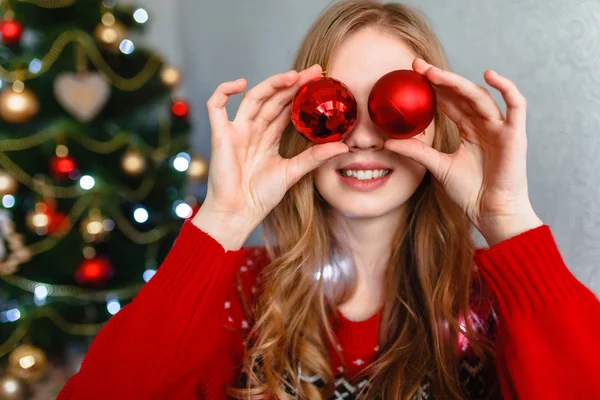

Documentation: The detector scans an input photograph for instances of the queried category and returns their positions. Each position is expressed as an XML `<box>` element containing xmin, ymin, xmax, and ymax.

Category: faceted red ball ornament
<box><xmin>368</xmin><ymin>70</ymin><xmax>436</xmax><ymax>139</ymax></box>
<box><xmin>0</xmin><ymin>19</ymin><xmax>23</xmax><ymax>46</ymax></box>
<box><xmin>75</xmin><ymin>257</ymin><xmax>114</xmax><ymax>285</ymax></box>
<box><xmin>291</xmin><ymin>77</ymin><xmax>357</xmax><ymax>144</ymax></box>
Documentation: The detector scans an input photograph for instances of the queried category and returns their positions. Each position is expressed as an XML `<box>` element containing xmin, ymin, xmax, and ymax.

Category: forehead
<box><xmin>328</xmin><ymin>27</ymin><xmax>417</xmax><ymax>94</ymax></box>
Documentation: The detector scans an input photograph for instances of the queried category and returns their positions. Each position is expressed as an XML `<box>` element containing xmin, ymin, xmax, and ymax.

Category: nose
<box><xmin>343</xmin><ymin>103</ymin><xmax>386</xmax><ymax>151</ymax></box>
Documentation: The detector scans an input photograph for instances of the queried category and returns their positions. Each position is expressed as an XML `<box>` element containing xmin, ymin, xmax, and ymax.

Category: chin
<box><xmin>333</xmin><ymin>193</ymin><xmax>411</xmax><ymax>219</ymax></box>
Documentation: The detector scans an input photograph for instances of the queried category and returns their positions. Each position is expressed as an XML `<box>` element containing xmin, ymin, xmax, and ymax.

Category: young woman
<box><xmin>58</xmin><ymin>1</ymin><xmax>599</xmax><ymax>399</ymax></box>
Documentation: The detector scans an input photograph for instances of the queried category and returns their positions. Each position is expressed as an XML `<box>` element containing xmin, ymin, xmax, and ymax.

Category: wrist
<box><xmin>191</xmin><ymin>205</ymin><xmax>257</xmax><ymax>251</ymax></box>
<box><xmin>477</xmin><ymin>208</ymin><xmax>544</xmax><ymax>247</ymax></box>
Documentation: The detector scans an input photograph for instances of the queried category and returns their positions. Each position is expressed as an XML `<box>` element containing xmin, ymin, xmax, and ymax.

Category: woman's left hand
<box><xmin>384</xmin><ymin>58</ymin><xmax>543</xmax><ymax>246</ymax></box>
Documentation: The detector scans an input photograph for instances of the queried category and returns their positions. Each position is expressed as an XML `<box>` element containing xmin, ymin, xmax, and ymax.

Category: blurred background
<box><xmin>0</xmin><ymin>0</ymin><xmax>598</xmax><ymax>398</ymax></box>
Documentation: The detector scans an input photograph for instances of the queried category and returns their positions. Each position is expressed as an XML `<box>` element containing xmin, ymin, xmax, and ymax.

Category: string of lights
<box><xmin>0</xmin><ymin>29</ymin><xmax>161</xmax><ymax>90</ymax></box>
<box><xmin>1</xmin><ymin>274</ymin><xmax>144</xmax><ymax>301</ymax></box>
<box><xmin>0</xmin><ymin>306</ymin><xmax>110</xmax><ymax>359</ymax></box>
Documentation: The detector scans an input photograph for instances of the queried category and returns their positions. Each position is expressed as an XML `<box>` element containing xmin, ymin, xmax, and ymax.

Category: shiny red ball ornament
<box><xmin>75</xmin><ymin>257</ymin><xmax>114</xmax><ymax>285</ymax></box>
<box><xmin>368</xmin><ymin>70</ymin><xmax>436</xmax><ymax>139</ymax></box>
<box><xmin>50</xmin><ymin>155</ymin><xmax>76</xmax><ymax>178</ymax></box>
<box><xmin>291</xmin><ymin>77</ymin><xmax>357</xmax><ymax>144</ymax></box>
<box><xmin>0</xmin><ymin>19</ymin><xmax>23</xmax><ymax>46</ymax></box>
<box><xmin>172</xmin><ymin>100</ymin><xmax>189</xmax><ymax>118</ymax></box>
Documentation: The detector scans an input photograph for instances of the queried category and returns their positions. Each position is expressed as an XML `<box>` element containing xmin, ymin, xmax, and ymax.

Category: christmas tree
<box><xmin>0</xmin><ymin>0</ymin><xmax>207</xmax><ymax>397</ymax></box>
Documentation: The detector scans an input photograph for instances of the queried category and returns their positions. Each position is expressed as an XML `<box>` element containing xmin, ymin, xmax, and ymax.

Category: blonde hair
<box><xmin>230</xmin><ymin>1</ymin><xmax>495</xmax><ymax>399</ymax></box>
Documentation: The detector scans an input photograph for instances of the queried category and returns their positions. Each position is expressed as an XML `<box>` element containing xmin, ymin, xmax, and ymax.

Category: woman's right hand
<box><xmin>193</xmin><ymin>64</ymin><xmax>349</xmax><ymax>249</ymax></box>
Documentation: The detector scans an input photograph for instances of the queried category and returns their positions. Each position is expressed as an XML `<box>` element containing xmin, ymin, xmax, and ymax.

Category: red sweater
<box><xmin>57</xmin><ymin>221</ymin><xmax>600</xmax><ymax>399</ymax></box>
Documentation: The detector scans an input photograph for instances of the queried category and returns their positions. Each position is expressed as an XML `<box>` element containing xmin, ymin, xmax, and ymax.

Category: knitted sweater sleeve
<box><xmin>473</xmin><ymin>224</ymin><xmax>600</xmax><ymax>399</ymax></box>
<box><xmin>56</xmin><ymin>220</ymin><xmax>255</xmax><ymax>400</ymax></box>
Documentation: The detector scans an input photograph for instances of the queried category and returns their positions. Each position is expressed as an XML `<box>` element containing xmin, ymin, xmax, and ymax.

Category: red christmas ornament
<box><xmin>75</xmin><ymin>257</ymin><xmax>114</xmax><ymax>285</ymax></box>
<box><xmin>50</xmin><ymin>155</ymin><xmax>76</xmax><ymax>178</ymax></box>
<box><xmin>368</xmin><ymin>70</ymin><xmax>436</xmax><ymax>139</ymax></box>
<box><xmin>291</xmin><ymin>77</ymin><xmax>357</xmax><ymax>144</ymax></box>
<box><xmin>172</xmin><ymin>100</ymin><xmax>189</xmax><ymax>118</ymax></box>
<box><xmin>47</xmin><ymin>210</ymin><xmax>68</xmax><ymax>235</ymax></box>
<box><xmin>0</xmin><ymin>19</ymin><xmax>23</xmax><ymax>46</ymax></box>
<box><xmin>42</xmin><ymin>200</ymin><xmax>68</xmax><ymax>235</ymax></box>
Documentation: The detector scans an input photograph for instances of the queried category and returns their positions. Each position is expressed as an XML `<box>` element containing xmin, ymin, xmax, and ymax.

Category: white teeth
<box><xmin>340</xmin><ymin>169</ymin><xmax>391</xmax><ymax>180</ymax></box>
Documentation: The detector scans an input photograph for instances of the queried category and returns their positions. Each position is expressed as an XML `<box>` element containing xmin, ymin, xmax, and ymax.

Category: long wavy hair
<box><xmin>230</xmin><ymin>1</ymin><xmax>495</xmax><ymax>399</ymax></box>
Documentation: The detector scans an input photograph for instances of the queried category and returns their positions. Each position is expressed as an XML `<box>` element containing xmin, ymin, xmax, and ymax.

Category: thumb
<box><xmin>286</xmin><ymin>142</ymin><xmax>349</xmax><ymax>186</ymax></box>
<box><xmin>384</xmin><ymin>138</ymin><xmax>451</xmax><ymax>180</ymax></box>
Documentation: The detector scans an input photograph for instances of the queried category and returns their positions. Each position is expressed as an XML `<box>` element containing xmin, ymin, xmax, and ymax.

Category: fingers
<box><xmin>412</xmin><ymin>57</ymin><xmax>435</xmax><ymax>76</ymax></box>
<box><xmin>413</xmin><ymin>58</ymin><xmax>504</xmax><ymax>121</ymax></box>
<box><xmin>260</xmin><ymin>104</ymin><xmax>292</xmax><ymax>147</ymax></box>
<box><xmin>253</xmin><ymin>64</ymin><xmax>323</xmax><ymax>128</ymax></box>
<box><xmin>207</xmin><ymin>79</ymin><xmax>247</xmax><ymax>133</ymax></box>
<box><xmin>484</xmin><ymin>70</ymin><xmax>527</xmax><ymax>128</ymax></box>
<box><xmin>286</xmin><ymin>142</ymin><xmax>349</xmax><ymax>187</ymax></box>
<box><xmin>432</xmin><ymin>87</ymin><xmax>475</xmax><ymax>128</ymax></box>
<box><xmin>384</xmin><ymin>138</ymin><xmax>452</xmax><ymax>182</ymax></box>
<box><xmin>234</xmin><ymin>70</ymin><xmax>300</xmax><ymax>123</ymax></box>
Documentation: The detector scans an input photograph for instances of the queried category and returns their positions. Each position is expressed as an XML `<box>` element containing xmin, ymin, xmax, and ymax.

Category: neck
<box><xmin>330</xmin><ymin>206</ymin><xmax>406</xmax><ymax>276</ymax></box>
<box><xmin>330</xmin><ymin>206</ymin><xmax>406</xmax><ymax>320</ymax></box>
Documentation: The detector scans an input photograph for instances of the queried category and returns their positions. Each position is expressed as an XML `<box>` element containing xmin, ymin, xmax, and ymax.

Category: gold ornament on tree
<box><xmin>0</xmin><ymin>170</ymin><xmax>18</xmax><ymax>195</ymax></box>
<box><xmin>0</xmin><ymin>375</ymin><xmax>24</xmax><ymax>400</ymax></box>
<box><xmin>80</xmin><ymin>208</ymin><xmax>109</xmax><ymax>242</ymax></box>
<box><xmin>160</xmin><ymin>66</ymin><xmax>182</xmax><ymax>88</ymax></box>
<box><xmin>0</xmin><ymin>81</ymin><xmax>39</xmax><ymax>123</ymax></box>
<box><xmin>26</xmin><ymin>202</ymin><xmax>50</xmax><ymax>234</ymax></box>
<box><xmin>25</xmin><ymin>200</ymin><xmax>67</xmax><ymax>236</ymax></box>
<box><xmin>54</xmin><ymin>44</ymin><xmax>111</xmax><ymax>122</ymax></box>
<box><xmin>187</xmin><ymin>155</ymin><xmax>209</xmax><ymax>181</ymax></box>
<box><xmin>95</xmin><ymin>12</ymin><xmax>127</xmax><ymax>52</ymax></box>
<box><xmin>121</xmin><ymin>148</ymin><xmax>146</xmax><ymax>176</ymax></box>
<box><xmin>8</xmin><ymin>344</ymin><xmax>48</xmax><ymax>383</ymax></box>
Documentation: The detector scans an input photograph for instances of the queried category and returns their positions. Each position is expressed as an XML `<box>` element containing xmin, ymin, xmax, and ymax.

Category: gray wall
<box><xmin>136</xmin><ymin>0</ymin><xmax>600</xmax><ymax>294</ymax></box>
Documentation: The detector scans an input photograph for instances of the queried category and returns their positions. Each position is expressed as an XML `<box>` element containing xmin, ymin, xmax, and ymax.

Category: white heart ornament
<box><xmin>54</xmin><ymin>73</ymin><xmax>111</xmax><ymax>122</ymax></box>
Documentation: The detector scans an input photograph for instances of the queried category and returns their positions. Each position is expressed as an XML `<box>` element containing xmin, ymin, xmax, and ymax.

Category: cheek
<box><xmin>313</xmin><ymin>165</ymin><xmax>332</xmax><ymax>195</ymax></box>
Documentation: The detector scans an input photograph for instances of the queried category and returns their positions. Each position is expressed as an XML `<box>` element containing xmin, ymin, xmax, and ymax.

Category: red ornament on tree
<box><xmin>47</xmin><ymin>209</ymin><xmax>68</xmax><ymax>235</ymax></box>
<box><xmin>291</xmin><ymin>77</ymin><xmax>357</xmax><ymax>144</ymax></box>
<box><xmin>75</xmin><ymin>257</ymin><xmax>114</xmax><ymax>285</ymax></box>
<box><xmin>368</xmin><ymin>70</ymin><xmax>436</xmax><ymax>139</ymax></box>
<box><xmin>50</xmin><ymin>155</ymin><xmax>76</xmax><ymax>178</ymax></box>
<box><xmin>0</xmin><ymin>19</ymin><xmax>23</xmax><ymax>46</ymax></box>
<box><xmin>171</xmin><ymin>100</ymin><xmax>189</xmax><ymax>118</ymax></box>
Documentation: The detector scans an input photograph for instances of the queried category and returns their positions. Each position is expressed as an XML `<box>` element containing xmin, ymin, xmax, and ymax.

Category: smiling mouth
<box><xmin>337</xmin><ymin>169</ymin><xmax>392</xmax><ymax>180</ymax></box>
